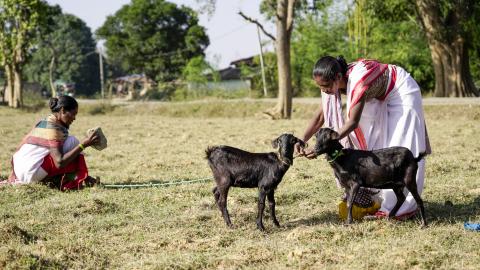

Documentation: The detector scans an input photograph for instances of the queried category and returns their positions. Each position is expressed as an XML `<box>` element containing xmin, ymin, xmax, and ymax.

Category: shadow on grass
<box><xmin>424</xmin><ymin>197</ymin><xmax>480</xmax><ymax>224</ymax></box>
<box><xmin>283</xmin><ymin>210</ymin><xmax>339</xmax><ymax>229</ymax></box>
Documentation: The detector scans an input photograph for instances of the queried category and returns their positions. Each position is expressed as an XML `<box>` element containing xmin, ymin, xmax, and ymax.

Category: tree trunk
<box><xmin>49</xmin><ymin>55</ymin><xmax>57</xmax><ymax>97</ymax></box>
<box><xmin>266</xmin><ymin>0</ymin><xmax>295</xmax><ymax>119</ymax></box>
<box><xmin>13</xmin><ymin>65</ymin><xmax>23</xmax><ymax>108</ymax></box>
<box><xmin>415</xmin><ymin>0</ymin><xmax>479</xmax><ymax>97</ymax></box>
<box><xmin>4</xmin><ymin>65</ymin><xmax>14</xmax><ymax>107</ymax></box>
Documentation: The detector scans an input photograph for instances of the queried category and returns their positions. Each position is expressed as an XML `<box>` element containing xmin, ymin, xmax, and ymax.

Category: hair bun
<box><xmin>336</xmin><ymin>55</ymin><xmax>348</xmax><ymax>75</ymax></box>
<box><xmin>49</xmin><ymin>97</ymin><xmax>59</xmax><ymax>111</ymax></box>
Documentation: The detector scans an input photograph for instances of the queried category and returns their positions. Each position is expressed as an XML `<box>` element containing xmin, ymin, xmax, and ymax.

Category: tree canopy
<box><xmin>0</xmin><ymin>0</ymin><xmax>45</xmax><ymax>107</ymax></box>
<box><xmin>24</xmin><ymin>5</ymin><xmax>100</xmax><ymax>96</ymax></box>
<box><xmin>96</xmin><ymin>0</ymin><xmax>209</xmax><ymax>82</ymax></box>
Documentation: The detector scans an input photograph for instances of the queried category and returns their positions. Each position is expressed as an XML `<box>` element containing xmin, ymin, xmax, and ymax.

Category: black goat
<box><xmin>314</xmin><ymin>128</ymin><xmax>427</xmax><ymax>226</ymax></box>
<box><xmin>206</xmin><ymin>134</ymin><xmax>305</xmax><ymax>231</ymax></box>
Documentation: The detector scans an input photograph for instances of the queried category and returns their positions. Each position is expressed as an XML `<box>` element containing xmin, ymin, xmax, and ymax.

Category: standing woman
<box><xmin>7</xmin><ymin>96</ymin><xmax>100</xmax><ymax>190</ymax></box>
<box><xmin>297</xmin><ymin>55</ymin><xmax>431</xmax><ymax>218</ymax></box>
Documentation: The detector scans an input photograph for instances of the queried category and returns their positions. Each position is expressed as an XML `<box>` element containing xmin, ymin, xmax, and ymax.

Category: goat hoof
<box><xmin>257</xmin><ymin>224</ymin><xmax>266</xmax><ymax>231</ymax></box>
<box><xmin>343</xmin><ymin>221</ymin><xmax>353</xmax><ymax>226</ymax></box>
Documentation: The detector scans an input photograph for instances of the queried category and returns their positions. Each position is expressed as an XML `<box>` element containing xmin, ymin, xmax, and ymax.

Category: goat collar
<box><xmin>276</xmin><ymin>153</ymin><xmax>292</xmax><ymax>166</ymax></box>
<box><xmin>327</xmin><ymin>149</ymin><xmax>344</xmax><ymax>163</ymax></box>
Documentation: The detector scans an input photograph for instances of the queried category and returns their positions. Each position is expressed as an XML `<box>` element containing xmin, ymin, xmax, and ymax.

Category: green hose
<box><xmin>101</xmin><ymin>177</ymin><xmax>213</xmax><ymax>189</ymax></box>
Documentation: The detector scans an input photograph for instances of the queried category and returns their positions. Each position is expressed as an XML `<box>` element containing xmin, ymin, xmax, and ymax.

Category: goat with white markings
<box><xmin>205</xmin><ymin>134</ymin><xmax>305</xmax><ymax>231</ymax></box>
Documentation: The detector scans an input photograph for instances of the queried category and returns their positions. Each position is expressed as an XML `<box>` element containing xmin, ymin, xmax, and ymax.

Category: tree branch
<box><xmin>286</xmin><ymin>0</ymin><xmax>297</xmax><ymax>33</ymax></box>
<box><xmin>238</xmin><ymin>11</ymin><xmax>276</xmax><ymax>41</ymax></box>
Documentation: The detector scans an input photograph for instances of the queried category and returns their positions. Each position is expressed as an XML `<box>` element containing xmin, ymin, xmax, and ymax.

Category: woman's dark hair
<box><xmin>312</xmin><ymin>55</ymin><xmax>348</xmax><ymax>81</ymax></box>
<box><xmin>49</xmin><ymin>96</ymin><xmax>78</xmax><ymax>113</ymax></box>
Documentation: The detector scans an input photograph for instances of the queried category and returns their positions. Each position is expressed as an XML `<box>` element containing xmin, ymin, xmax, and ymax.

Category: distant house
<box><xmin>189</xmin><ymin>56</ymin><xmax>256</xmax><ymax>91</ymax></box>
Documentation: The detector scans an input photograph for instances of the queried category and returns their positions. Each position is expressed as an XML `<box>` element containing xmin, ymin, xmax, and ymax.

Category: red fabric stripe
<box><xmin>25</xmin><ymin>136</ymin><xmax>62</xmax><ymax>148</ymax></box>
<box><xmin>350</xmin><ymin>63</ymin><xmax>388</xmax><ymax>108</ymax></box>
<box><xmin>41</xmin><ymin>154</ymin><xmax>88</xmax><ymax>190</ymax></box>
<box><xmin>379</xmin><ymin>66</ymin><xmax>397</xmax><ymax>101</ymax></box>
<box><xmin>353</xmin><ymin>128</ymin><xmax>367</xmax><ymax>150</ymax></box>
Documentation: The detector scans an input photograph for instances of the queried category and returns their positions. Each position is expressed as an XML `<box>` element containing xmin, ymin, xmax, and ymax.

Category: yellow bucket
<box><xmin>338</xmin><ymin>201</ymin><xmax>380</xmax><ymax>220</ymax></box>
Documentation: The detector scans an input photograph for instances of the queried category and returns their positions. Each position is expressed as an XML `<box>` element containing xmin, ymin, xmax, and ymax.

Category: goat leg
<box><xmin>212</xmin><ymin>186</ymin><xmax>220</xmax><ymax>204</ymax></box>
<box><xmin>346</xmin><ymin>183</ymin><xmax>360</xmax><ymax>224</ymax></box>
<box><xmin>217</xmin><ymin>185</ymin><xmax>233</xmax><ymax>227</ymax></box>
<box><xmin>256</xmin><ymin>189</ymin><xmax>267</xmax><ymax>231</ymax></box>
<box><xmin>407</xmin><ymin>184</ymin><xmax>428</xmax><ymax>227</ymax></box>
<box><xmin>389</xmin><ymin>187</ymin><xmax>406</xmax><ymax>218</ymax></box>
<box><xmin>405</xmin><ymin>166</ymin><xmax>428</xmax><ymax>227</ymax></box>
<box><xmin>267</xmin><ymin>190</ymin><xmax>280</xmax><ymax>227</ymax></box>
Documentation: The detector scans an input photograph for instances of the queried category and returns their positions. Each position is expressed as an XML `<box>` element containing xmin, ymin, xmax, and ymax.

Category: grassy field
<box><xmin>0</xmin><ymin>100</ymin><xmax>479</xmax><ymax>269</ymax></box>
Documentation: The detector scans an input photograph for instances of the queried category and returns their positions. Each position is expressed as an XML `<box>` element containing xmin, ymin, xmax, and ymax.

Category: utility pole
<box><xmin>257</xmin><ymin>25</ymin><xmax>268</xmax><ymax>97</ymax></box>
<box><xmin>98</xmin><ymin>47</ymin><xmax>105</xmax><ymax>99</ymax></box>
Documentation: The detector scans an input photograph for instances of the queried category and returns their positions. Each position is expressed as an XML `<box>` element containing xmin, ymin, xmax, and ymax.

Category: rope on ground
<box><xmin>101</xmin><ymin>177</ymin><xmax>213</xmax><ymax>189</ymax></box>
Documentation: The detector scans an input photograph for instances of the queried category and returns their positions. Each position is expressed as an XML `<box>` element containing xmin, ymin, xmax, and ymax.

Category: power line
<box><xmin>209</xmin><ymin>23</ymin><xmax>249</xmax><ymax>41</ymax></box>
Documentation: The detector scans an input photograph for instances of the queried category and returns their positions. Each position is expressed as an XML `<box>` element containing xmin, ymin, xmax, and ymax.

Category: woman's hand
<box><xmin>82</xmin><ymin>131</ymin><xmax>100</xmax><ymax>148</ymax></box>
<box><xmin>303</xmin><ymin>148</ymin><xmax>318</xmax><ymax>159</ymax></box>
<box><xmin>295</xmin><ymin>141</ymin><xmax>307</xmax><ymax>156</ymax></box>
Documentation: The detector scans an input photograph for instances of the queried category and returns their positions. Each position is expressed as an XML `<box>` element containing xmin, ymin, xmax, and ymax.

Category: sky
<box><xmin>46</xmin><ymin>0</ymin><xmax>275</xmax><ymax>69</ymax></box>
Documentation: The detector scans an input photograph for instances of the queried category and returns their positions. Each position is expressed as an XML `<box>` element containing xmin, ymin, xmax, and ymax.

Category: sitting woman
<box><xmin>7</xmin><ymin>96</ymin><xmax>99</xmax><ymax>190</ymax></box>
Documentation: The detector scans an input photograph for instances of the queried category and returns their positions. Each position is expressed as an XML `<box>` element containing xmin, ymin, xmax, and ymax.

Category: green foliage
<box><xmin>182</xmin><ymin>55</ymin><xmax>218</xmax><ymax>85</ymax></box>
<box><xmin>239</xmin><ymin>52</ymin><xmax>278</xmax><ymax>98</ymax></box>
<box><xmin>366</xmin><ymin>18</ymin><xmax>434</xmax><ymax>91</ymax></box>
<box><xmin>464</xmin><ymin>1</ymin><xmax>480</xmax><ymax>86</ymax></box>
<box><xmin>290</xmin><ymin>0</ymin><xmax>435</xmax><ymax>94</ymax></box>
<box><xmin>23</xmin><ymin>7</ymin><xmax>100</xmax><ymax>96</ymax></box>
<box><xmin>364</xmin><ymin>0</ymin><xmax>480</xmax><ymax>90</ymax></box>
<box><xmin>291</xmin><ymin>11</ymin><xmax>353</xmax><ymax>97</ymax></box>
<box><xmin>0</xmin><ymin>0</ymin><xmax>44</xmax><ymax>66</ymax></box>
<box><xmin>96</xmin><ymin>0</ymin><xmax>209</xmax><ymax>82</ymax></box>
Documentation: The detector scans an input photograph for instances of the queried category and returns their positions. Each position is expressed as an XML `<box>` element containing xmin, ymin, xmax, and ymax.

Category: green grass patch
<box><xmin>0</xmin><ymin>100</ymin><xmax>479</xmax><ymax>269</ymax></box>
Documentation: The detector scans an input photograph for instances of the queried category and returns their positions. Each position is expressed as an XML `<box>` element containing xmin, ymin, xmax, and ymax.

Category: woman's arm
<box><xmin>49</xmin><ymin>145</ymin><xmax>84</xmax><ymax>169</ymax></box>
<box><xmin>49</xmin><ymin>132</ymin><xmax>99</xmax><ymax>168</ymax></box>
<box><xmin>296</xmin><ymin>105</ymin><xmax>324</xmax><ymax>155</ymax></box>
<box><xmin>336</xmin><ymin>96</ymin><xmax>365</xmax><ymax>140</ymax></box>
<box><xmin>301</xmin><ymin>104</ymin><xmax>325</xmax><ymax>142</ymax></box>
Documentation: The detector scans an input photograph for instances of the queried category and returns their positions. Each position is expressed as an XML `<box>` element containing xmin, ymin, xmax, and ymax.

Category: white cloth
<box><xmin>12</xmin><ymin>136</ymin><xmax>80</xmax><ymax>184</ymax></box>
<box><xmin>324</xmin><ymin>64</ymin><xmax>430</xmax><ymax>216</ymax></box>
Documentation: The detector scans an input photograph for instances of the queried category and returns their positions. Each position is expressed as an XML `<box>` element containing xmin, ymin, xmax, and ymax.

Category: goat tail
<box><xmin>205</xmin><ymin>146</ymin><xmax>218</xmax><ymax>160</ymax></box>
<box><xmin>414</xmin><ymin>152</ymin><xmax>427</xmax><ymax>163</ymax></box>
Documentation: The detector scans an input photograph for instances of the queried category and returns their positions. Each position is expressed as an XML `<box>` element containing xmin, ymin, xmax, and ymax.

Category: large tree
<box><xmin>96</xmin><ymin>0</ymin><xmax>209</xmax><ymax>82</ymax></box>
<box><xmin>24</xmin><ymin>6</ymin><xmax>100</xmax><ymax>97</ymax></box>
<box><xmin>0</xmin><ymin>0</ymin><xmax>45</xmax><ymax>108</ymax></box>
<box><xmin>415</xmin><ymin>0</ymin><xmax>479</xmax><ymax>97</ymax></box>
<box><xmin>240</xmin><ymin>0</ymin><xmax>324</xmax><ymax>119</ymax></box>
<box><xmin>239</xmin><ymin>0</ymin><xmax>299</xmax><ymax>119</ymax></box>
<box><xmin>363</xmin><ymin>0</ymin><xmax>479</xmax><ymax>97</ymax></box>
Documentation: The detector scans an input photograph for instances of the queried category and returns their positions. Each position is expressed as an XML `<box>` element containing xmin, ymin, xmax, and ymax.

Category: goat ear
<box><xmin>271</xmin><ymin>138</ymin><xmax>279</xmax><ymax>149</ymax></box>
<box><xmin>329</xmin><ymin>130</ymin><xmax>340</xmax><ymax>140</ymax></box>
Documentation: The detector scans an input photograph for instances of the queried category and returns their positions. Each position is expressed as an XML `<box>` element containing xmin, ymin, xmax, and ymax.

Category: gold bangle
<box><xmin>79</xmin><ymin>144</ymin><xmax>85</xmax><ymax>151</ymax></box>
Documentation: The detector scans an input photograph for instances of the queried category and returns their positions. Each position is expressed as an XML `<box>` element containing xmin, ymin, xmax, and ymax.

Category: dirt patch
<box><xmin>0</xmin><ymin>249</ymin><xmax>66</xmax><ymax>269</ymax></box>
<box><xmin>74</xmin><ymin>199</ymin><xmax>119</xmax><ymax>216</ymax></box>
<box><xmin>0</xmin><ymin>224</ymin><xmax>39</xmax><ymax>244</ymax></box>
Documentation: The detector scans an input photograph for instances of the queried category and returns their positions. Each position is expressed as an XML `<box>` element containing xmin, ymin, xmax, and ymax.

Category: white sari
<box><xmin>322</xmin><ymin>60</ymin><xmax>431</xmax><ymax>216</ymax></box>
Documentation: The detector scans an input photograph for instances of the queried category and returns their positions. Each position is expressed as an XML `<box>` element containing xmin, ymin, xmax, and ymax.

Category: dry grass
<box><xmin>0</xmin><ymin>100</ymin><xmax>479</xmax><ymax>269</ymax></box>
